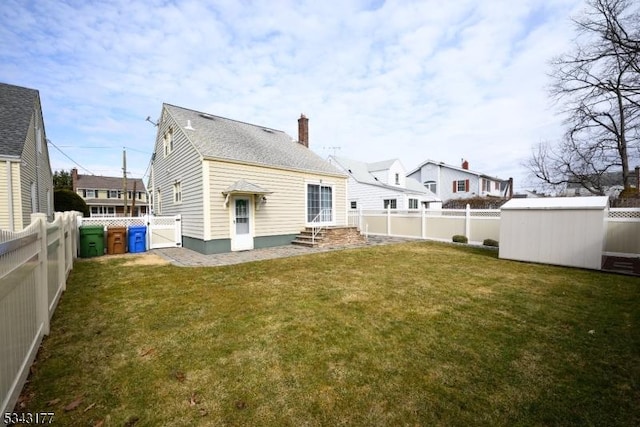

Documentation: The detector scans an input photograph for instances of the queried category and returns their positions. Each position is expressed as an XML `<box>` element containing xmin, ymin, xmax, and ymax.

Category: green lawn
<box><xmin>18</xmin><ymin>242</ymin><xmax>640</xmax><ymax>426</ymax></box>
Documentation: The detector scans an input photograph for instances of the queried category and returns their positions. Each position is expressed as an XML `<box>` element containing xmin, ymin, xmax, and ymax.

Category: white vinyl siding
<box><xmin>342</xmin><ymin>175</ymin><xmax>429</xmax><ymax>211</ymax></box>
<box><xmin>408</xmin><ymin>163</ymin><xmax>479</xmax><ymax>201</ymax></box>
<box><xmin>150</xmin><ymin>113</ymin><xmax>204</xmax><ymax>239</ymax></box>
<box><xmin>207</xmin><ymin>160</ymin><xmax>347</xmax><ymax>239</ymax></box>
<box><xmin>18</xmin><ymin>98</ymin><xmax>53</xmax><ymax>225</ymax></box>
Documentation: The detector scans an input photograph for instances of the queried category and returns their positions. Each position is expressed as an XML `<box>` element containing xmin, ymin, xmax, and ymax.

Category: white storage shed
<box><xmin>499</xmin><ymin>197</ymin><xmax>609</xmax><ymax>270</ymax></box>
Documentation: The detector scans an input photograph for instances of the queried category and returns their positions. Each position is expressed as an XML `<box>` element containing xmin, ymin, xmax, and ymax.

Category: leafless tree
<box><xmin>527</xmin><ymin>0</ymin><xmax>640</xmax><ymax>195</ymax></box>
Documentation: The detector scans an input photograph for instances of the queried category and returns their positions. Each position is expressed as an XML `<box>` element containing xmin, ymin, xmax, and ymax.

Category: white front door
<box><xmin>231</xmin><ymin>197</ymin><xmax>253</xmax><ymax>251</ymax></box>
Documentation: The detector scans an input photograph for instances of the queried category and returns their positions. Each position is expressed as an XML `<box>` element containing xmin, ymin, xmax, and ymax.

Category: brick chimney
<box><xmin>71</xmin><ymin>168</ymin><xmax>78</xmax><ymax>191</ymax></box>
<box><xmin>462</xmin><ymin>159</ymin><xmax>469</xmax><ymax>170</ymax></box>
<box><xmin>298</xmin><ymin>114</ymin><xmax>309</xmax><ymax>148</ymax></box>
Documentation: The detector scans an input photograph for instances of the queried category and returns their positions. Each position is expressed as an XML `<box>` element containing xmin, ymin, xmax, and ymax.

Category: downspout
<box><xmin>35</xmin><ymin>127</ymin><xmax>40</xmax><ymax>213</ymax></box>
<box><xmin>151</xmin><ymin>156</ymin><xmax>156</xmax><ymax>215</ymax></box>
<box><xmin>6</xmin><ymin>160</ymin><xmax>14</xmax><ymax>230</ymax></box>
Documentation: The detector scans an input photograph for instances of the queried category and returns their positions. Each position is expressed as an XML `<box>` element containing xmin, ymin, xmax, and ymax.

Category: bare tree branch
<box><xmin>529</xmin><ymin>0</ymin><xmax>640</xmax><ymax>194</ymax></box>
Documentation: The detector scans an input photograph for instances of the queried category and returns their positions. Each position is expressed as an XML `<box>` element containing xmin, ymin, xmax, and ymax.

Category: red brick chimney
<box><xmin>462</xmin><ymin>159</ymin><xmax>469</xmax><ymax>170</ymax></box>
<box><xmin>71</xmin><ymin>168</ymin><xmax>78</xmax><ymax>191</ymax></box>
<box><xmin>298</xmin><ymin>114</ymin><xmax>309</xmax><ymax>148</ymax></box>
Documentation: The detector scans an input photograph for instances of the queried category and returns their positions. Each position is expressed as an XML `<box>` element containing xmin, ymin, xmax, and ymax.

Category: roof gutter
<box><xmin>0</xmin><ymin>155</ymin><xmax>21</xmax><ymax>162</ymax></box>
<box><xmin>201</xmin><ymin>155</ymin><xmax>348</xmax><ymax>179</ymax></box>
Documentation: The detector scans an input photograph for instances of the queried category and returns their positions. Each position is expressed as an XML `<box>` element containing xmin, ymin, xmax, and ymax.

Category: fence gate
<box><xmin>147</xmin><ymin>215</ymin><xmax>182</xmax><ymax>249</ymax></box>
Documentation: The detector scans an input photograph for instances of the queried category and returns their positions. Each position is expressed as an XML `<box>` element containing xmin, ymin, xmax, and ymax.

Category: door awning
<box><xmin>222</xmin><ymin>179</ymin><xmax>272</xmax><ymax>196</ymax></box>
<box><xmin>222</xmin><ymin>179</ymin><xmax>273</xmax><ymax>208</ymax></box>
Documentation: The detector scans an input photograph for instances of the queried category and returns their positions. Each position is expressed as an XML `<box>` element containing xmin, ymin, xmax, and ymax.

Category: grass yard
<box><xmin>17</xmin><ymin>242</ymin><xmax>640</xmax><ymax>426</ymax></box>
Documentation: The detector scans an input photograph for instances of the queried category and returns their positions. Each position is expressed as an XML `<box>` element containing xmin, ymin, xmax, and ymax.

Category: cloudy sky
<box><xmin>1</xmin><ymin>0</ymin><xmax>585</xmax><ymax>191</ymax></box>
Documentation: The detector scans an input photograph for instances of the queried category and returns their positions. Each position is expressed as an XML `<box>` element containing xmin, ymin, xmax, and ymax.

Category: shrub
<box><xmin>483</xmin><ymin>238</ymin><xmax>499</xmax><ymax>247</ymax></box>
<box><xmin>452</xmin><ymin>235</ymin><xmax>468</xmax><ymax>244</ymax></box>
<box><xmin>54</xmin><ymin>189</ymin><xmax>90</xmax><ymax>217</ymax></box>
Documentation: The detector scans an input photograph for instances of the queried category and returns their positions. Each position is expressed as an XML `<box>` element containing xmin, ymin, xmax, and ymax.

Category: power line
<box><xmin>47</xmin><ymin>139</ymin><xmax>95</xmax><ymax>175</ymax></box>
<box><xmin>53</xmin><ymin>145</ymin><xmax>152</xmax><ymax>155</ymax></box>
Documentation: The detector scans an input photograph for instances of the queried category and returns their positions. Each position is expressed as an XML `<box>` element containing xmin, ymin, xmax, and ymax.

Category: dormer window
<box><xmin>395</xmin><ymin>173</ymin><xmax>400</xmax><ymax>185</ymax></box>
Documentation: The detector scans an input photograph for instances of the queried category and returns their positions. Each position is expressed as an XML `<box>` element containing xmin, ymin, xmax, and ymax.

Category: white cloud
<box><xmin>0</xmin><ymin>0</ymin><xmax>586</xmax><ymax>190</ymax></box>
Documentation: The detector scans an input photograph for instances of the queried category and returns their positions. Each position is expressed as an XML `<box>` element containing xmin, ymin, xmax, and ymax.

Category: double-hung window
<box><xmin>173</xmin><ymin>181</ymin><xmax>182</xmax><ymax>204</ymax></box>
<box><xmin>383</xmin><ymin>199</ymin><xmax>397</xmax><ymax>209</ymax></box>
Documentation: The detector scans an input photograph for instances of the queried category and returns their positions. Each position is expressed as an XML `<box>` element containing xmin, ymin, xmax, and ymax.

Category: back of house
<box><xmin>148</xmin><ymin>104</ymin><xmax>347</xmax><ymax>253</ymax></box>
<box><xmin>0</xmin><ymin>82</ymin><xmax>54</xmax><ymax>231</ymax></box>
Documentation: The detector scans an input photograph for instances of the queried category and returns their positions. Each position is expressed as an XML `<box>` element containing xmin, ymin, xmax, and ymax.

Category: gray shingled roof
<box><xmin>0</xmin><ymin>82</ymin><xmax>39</xmax><ymax>157</ymax></box>
<box><xmin>77</xmin><ymin>174</ymin><xmax>147</xmax><ymax>191</ymax></box>
<box><xmin>367</xmin><ymin>159</ymin><xmax>396</xmax><ymax>172</ymax></box>
<box><xmin>408</xmin><ymin>159</ymin><xmax>505</xmax><ymax>181</ymax></box>
<box><xmin>164</xmin><ymin>104</ymin><xmax>345</xmax><ymax>176</ymax></box>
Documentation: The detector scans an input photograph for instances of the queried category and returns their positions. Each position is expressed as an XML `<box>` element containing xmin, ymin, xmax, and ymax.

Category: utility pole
<box><xmin>131</xmin><ymin>180</ymin><xmax>137</xmax><ymax>216</ymax></box>
<box><xmin>122</xmin><ymin>148</ymin><xmax>128</xmax><ymax>217</ymax></box>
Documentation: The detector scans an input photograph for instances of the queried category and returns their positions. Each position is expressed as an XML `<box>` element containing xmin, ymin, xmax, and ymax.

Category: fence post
<box><xmin>54</xmin><ymin>213</ymin><xmax>66</xmax><ymax>291</ymax></box>
<box><xmin>75</xmin><ymin>213</ymin><xmax>83</xmax><ymax>258</ymax></box>
<box><xmin>387</xmin><ymin>206</ymin><xmax>391</xmax><ymax>236</ymax></box>
<box><xmin>64</xmin><ymin>213</ymin><xmax>72</xmax><ymax>273</ymax></box>
<box><xmin>31</xmin><ymin>213</ymin><xmax>50</xmax><ymax>336</ymax></box>
<box><xmin>358</xmin><ymin>207</ymin><xmax>363</xmax><ymax>232</ymax></box>
<box><xmin>465</xmin><ymin>204</ymin><xmax>471</xmax><ymax>240</ymax></box>
<box><xmin>421</xmin><ymin>206</ymin><xmax>426</xmax><ymax>239</ymax></box>
<box><xmin>176</xmin><ymin>214</ymin><xmax>182</xmax><ymax>247</ymax></box>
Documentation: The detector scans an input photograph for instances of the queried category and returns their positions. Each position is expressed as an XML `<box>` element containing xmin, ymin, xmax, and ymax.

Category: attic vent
<box><xmin>262</xmin><ymin>128</ymin><xmax>274</xmax><ymax>134</ymax></box>
<box><xmin>199</xmin><ymin>114</ymin><xmax>215</xmax><ymax>120</ymax></box>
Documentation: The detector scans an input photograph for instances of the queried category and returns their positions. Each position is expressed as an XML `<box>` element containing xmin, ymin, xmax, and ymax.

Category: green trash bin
<box><xmin>79</xmin><ymin>225</ymin><xmax>105</xmax><ymax>258</ymax></box>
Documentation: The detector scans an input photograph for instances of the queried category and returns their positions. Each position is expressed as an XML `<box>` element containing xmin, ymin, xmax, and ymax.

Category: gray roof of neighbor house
<box><xmin>408</xmin><ymin>159</ymin><xmax>505</xmax><ymax>182</ymax></box>
<box><xmin>77</xmin><ymin>174</ymin><xmax>147</xmax><ymax>192</ymax></box>
<box><xmin>566</xmin><ymin>170</ymin><xmax>639</xmax><ymax>189</ymax></box>
<box><xmin>330</xmin><ymin>155</ymin><xmax>440</xmax><ymax>200</ymax></box>
<box><xmin>163</xmin><ymin>104</ymin><xmax>345</xmax><ymax>176</ymax></box>
<box><xmin>0</xmin><ymin>82</ymin><xmax>40</xmax><ymax>157</ymax></box>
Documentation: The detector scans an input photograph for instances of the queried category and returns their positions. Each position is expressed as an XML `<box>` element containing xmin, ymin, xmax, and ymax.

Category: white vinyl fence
<box><xmin>349</xmin><ymin>207</ymin><xmax>501</xmax><ymax>244</ymax></box>
<box><xmin>349</xmin><ymin>207</ymin><xmax>640</xmax><ymax>257</ymax></box>
<box><xmin>604</xmin><ymin>208</ymin><xmax>640</xmax><ymax>257</ymax></box>
<box><xmin>77</xmin><ymin>215</ymin><xmax>182</xmax><ymax>250</ymax></box>
<box><xmin>1</xmin><ymin>212</ymin><xmax>80</xmax><ymax>419</ymax></box>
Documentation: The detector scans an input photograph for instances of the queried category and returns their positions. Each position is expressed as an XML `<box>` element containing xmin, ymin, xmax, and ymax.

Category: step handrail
<box><xmin>310</xmin><ymin>209</ymin><xmax>331</xmax><ymax>244</ymax></box>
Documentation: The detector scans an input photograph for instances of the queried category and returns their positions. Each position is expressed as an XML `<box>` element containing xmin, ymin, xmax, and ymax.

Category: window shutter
<box><xmin>82</xmin><ymin>189</ymin><xmax>86</xmax><ymax>197</ymax></box>
<box><xmin>452</xmin><ymin>181</ymin><xmax>457</xmax><ymax>193</ymax></box>
<box><xmin>465</xmin><ymin>179</ymin><xmax>470</xmax><ymax>192</ymax></box>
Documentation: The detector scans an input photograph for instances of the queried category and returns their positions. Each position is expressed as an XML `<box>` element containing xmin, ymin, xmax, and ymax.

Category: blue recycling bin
<box><xmin>128</xmin><ymin>225</ymin><xmax>147</xmax><ymax>253</ymax></box>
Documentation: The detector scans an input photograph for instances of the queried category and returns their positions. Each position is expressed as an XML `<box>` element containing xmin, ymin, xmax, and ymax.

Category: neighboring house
<box><xmin>329</xmin><ymin>156</ymin><xmax>441</xmax><ymax>210</ymax></box>
<box><xmin>565</xmin><ymin>167</ymin><xmax>640</xmax><ymax>197</ymax></box>
<box><xmin>71</xmin><ymin>168</ymin><xmax>149</xmax><ymax>217</ymax></box>
<box><xmin>147</xmin><ymin>104</ymin><xmax>348</xmax><ymax>254</ymax></box>
<box><xmin>0</xmin><ymin>82</ymin><xmax>54</xmax><ymax>231</ymax></box>
<box><xmin>408</xmin><ymin>159</ymin><xmax>506</xmax><ymax>202</ymax></box>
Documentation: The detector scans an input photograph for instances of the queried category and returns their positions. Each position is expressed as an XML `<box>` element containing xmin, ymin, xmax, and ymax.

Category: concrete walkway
<box><xmin>152</xmin><ymin>235</ymin><xmax>415</xmax><ymax>267</ymax></box>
